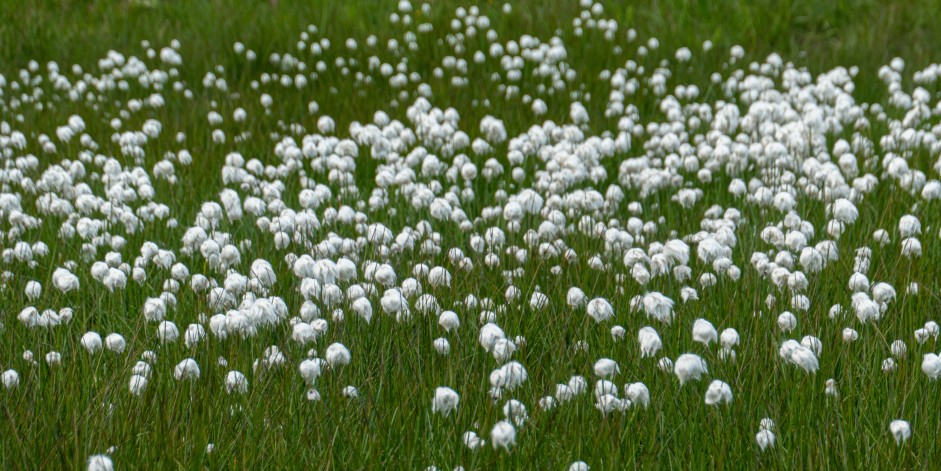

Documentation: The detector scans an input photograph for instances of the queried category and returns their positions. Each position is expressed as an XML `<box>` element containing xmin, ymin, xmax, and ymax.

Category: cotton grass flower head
<box><xmin>674</xmin><ymin>353</ymin><xmax>707</xmax><ymax>385</ymax></box>
<box><xmin>225</xmin><ymin>371</ymin><xmax>248</xmax><ymax>394</ymax></box>
<box><xmin>554</xmin><ymin>384</ymin><xmax>575</xmax><ymax>403</ymax></box>
<box><xmin>128</xmin><ymin>374</ymin><xmax>148</xmax><ymax>396</ymax></box>
<box><xmin>658</xmin><ymin>357</ymin><xmax>674</xmax><ymax>373</ymax></box>
<box><xmin>340</xmin><ymin>385</ymin><xmax>359</xmax><ymax>399</ymax></box>
<box><xmin>567</xmin><ymin>287</ymin><xmax>588</xmax><ymax>309</ymax></box>
<box><xmin>173</xmin><ymin>358</ymin><xmax>200</xmax><ymax>381</ymax></box>
<box><xmin>926</xmin><ymin>321</ymin><xmax>940</xmax><ymax>338</ymax></box>
<box><xmin>831</xmin><ymin>198</ymin><xmax>858</xmax><ymax>224</ymax></box>
<box><xmin>637</xmin><ymin>326</ymin><xmax>662</xmax><ymax>357</ymax></box>
<box><xmin>86</xmin><ymin>455</ymin><xmax>114</xmax><ymax>471</ymax></box>
<box><xmin>842</xmin><ymin>328</ymin><xmax>859</xmax><ymax>343</ymax></box>
<box><xmin>921</xmin><ymin>354</ymin><xmax>941</xmax><ymax>380</ymax></box>
<box><xmin>104</xmin><ymin>333</ymin><xmax>126</xmax><ymax>353</ymax></box>
<box><xmin>568</xmin><ymin>375</ymin><xmax>588</xmax><ymax>396</ymax></box>
<box><xmin>692</xmin><ymin>318</ymin><xmax>718</xmax><ymax>346</ymax></box>
<box><xmin>756</xmin><ymin>429</ymin><xmax>776</xmax><ymax>451</ymax></box>
<box><xmin>704</xmin><ymin>380</ymin><xmax>732</xmax><ymax>405</ymax></box>
<box><xmin>801</xmin><ymin>336</ymin><xmax>823</xmax><ymax>357</ymax></box>
<box><xmin>492</xmin><ymin>338</ymin><xmax>517</xmax><ymax>363</ymax></box>
<box><xmin>158</xmin><ymin>321</ymin><xmax>180</xmax><ymax>343</ymax></box>
<box><xmin>81</xmin><ymin>332</ymin><xmax>103</xmax><ymax>354</ymax></box>
<box><xmin>624</xmin><ymin>382</ymin><xmax>650</xmax><ymax>408</ymax></box>
<box><xmin>780</xmin><ymin>340</ymin><xmax>819</xmax><ymax>373</ymax></box>
<box><xmin>438</xmin><ymin>310</ymin><xmax>460</xmax><ymax>331</ymax></box>
<box><xmin>569</xmin><ymin>461</ymin><xmax>590</xmax><ymax>471</ymax></box>
<box><xmin>878</xmin><ymin>356</ymin><xmax>897</xmax><ymax>374</ymax></box>
<box><xmin>2</xmin><ymin>370</ymin><xmax>19</xmax><ymax>389</ymax></box>
<box><xmin>325</xmin><ymin>343</ymin><xmax>351</xmax><ymax>367</ymax></box>
<box><xmin>610</xmin><ymin>325</ymin><xmax>626</xmax><ymax>341</ymax></box>
<box><xmin>503</xmin><ymin>399</ymin><xmax>528</xmax><ymax>426</ymax></box>
<box><xmin>777</xmin><ymin>312</ymin><xmax>797</xmax><ymax>332</ymax></box>
<box><xmin>490</xmin><ymin>420</ymin><xmax>516</xmax><ymax>451</ymax></box>
<box><xmin>433</xmin><ymin>338</ymin><xmax>450</xmax><ymax>355</ymax></box>
<box><xmin>463</xmin><ymin>431</ymin><xmax>486</xmax><ymax>450</ymax></box>
<box><xmin>299</xmin><ymin>359</ymin><xmax>323</xmax><ymax>384</ymax></box>
<box><xmin>642</xmin><ymin>292</ymin><xmax>674</xmax><ymax>323</ymax></box>
<box><xmin>478</xmin><ymin>323</ymin><xmax>506</xmax><ymax>351</ymax></box>
<box><xmin>594</xmin><ymin>380</ymin><xmax>618</xmax><ymax>400</ymax></box>
<box><xmin>890</xmin><ymin>420</ymin><xmax>911</xmax><ymax>445</ymax></box>
<box><xmin>595</xmin><ymin>394</ymin><xmax>622</xmax><ymax>415</ymax></box>
<box><xmin>539</xmin><ymin>396</ymin><xmax>557</xmax><ymax>411</ymax></box>
<box><xmin>432</xmin><ymin>387</ymin><xmax>460</xmax><ymax>417</ymax></box>
<box><xmin>720</xmin><ymin>328</ymin><xmax>740</xmax><ymax>348</ymax></box>
<box><xmin>45</xmin><ymin>351</ymin><xmax>62</xmax><ymax>367</ymax></box>
<box><xmin>898</xmin><ymin>215</ymin><xmax>921</xmax><ymax>237</ymax></box>
<box><xmin>593</xmin><ymin>358</ymin><xmax>619</xmax><ymax>378</ymax></box>
<box><xmin>890</xmin><ymin>340</ymin><xmax>907</xmax><ymax>358</ymax></box>
<box><xmin>586</xmin><ymin>297</ymin><xmax>614</xmax><ymax>323</ymax></box>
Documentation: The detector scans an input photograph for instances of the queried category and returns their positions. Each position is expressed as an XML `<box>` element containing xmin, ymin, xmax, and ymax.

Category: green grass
<box><xmin>1</xmin><ymin>0</ymin><xmax>941</xmax><ymax>469</ymax></box>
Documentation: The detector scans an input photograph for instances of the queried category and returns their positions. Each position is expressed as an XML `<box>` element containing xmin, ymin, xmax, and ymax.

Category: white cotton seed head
<box><xmin>463</xmin><ymin>431</ymin><xmax>485</xmax><ymax>450</ymax></box>
<box><xmin>899</xmin><ymin>215</ymin><xmax>921</xmax><ymax>237</ymax></box>
<box><xmin>832</xmin><ymin>198</ymin><xmax>858</xmax><ymax>224</ymax></box>
<box><xmin>299</xmin><ymin>359</ymin><xmax>323</xmax><ymax>384</ymax></box>
<box><xmin>593</xmin><ymin>358</ymin><xmax>619</xmax><ymax>378</ymax></box>
<box><xmin>2</xmin><ymin>370</ymin><xmax>19</xmax><ymax>389</ymax></box>
<box><xmin>104</xmin><ymin>333</ymin><xmax>126</xmax><ymax>353</ymax></box>
<box><xmin>638</xmin><ymin>326</ymin><xmax>662</xmax><ymax>357</ymax></box>
<box><xmin>674</xmin><ymin>353</ymin><xmax>707</xmax><ymax>385</ymax></box>
<box><xmin>432</xmin><ymin>387</ymin><xmax>460</xmax><ymax>416</ymax></box>
<box><xmin>922</xmin><ymin>354</ymin><xmax>941</xmax><ymax>380</ymax></box>
<box><xmin>325</xmin><ymin>343</ymin><xmax>351</xmax><ymax>367</ymax></box>
<box><xmin>129</xmin><ymin>374</ymin><xmax>148</xmax><ymax>395</ymax></box>
<box><xmin>756</xmin><ymin>429</ymin><xmax>776</xmax><ymax>451</ymax></box>
<box><xmin>86</xmin><ymin>455</ymin><xmax>114</xmax><ymax>471</ymax></box>
<box><xmin>624</xmin><ymin>382</ymin><xmax>650</xmax><ymax>408</ymax></box>
<box><xmin>692</xmin><ymin>318</ymin><xmax>717</xmax><ymax>346</ymax></box>
<box><xmin>568</xmin><ymin>461</ymin><xmax>590</xmax><ymax>471</ymax></box>
<box><xmin>158</xmin><ymin>321</ymin><xmax>180</xmax><ymax>343</ymax></box>
<box><xmin>438</xmin><ymin>311</ymin><xmax>460</xmax><ymax>331</ymax></box>
<box><xmin>642</xmin><ymin>292</ymin><xmax>674</xmax><ymax>323</ymax></box>
<box><xmin>925</xmin><ymin>321</ymin><xmax>940</xmax><ymax>338</ymax></box>
<box><xmin>720</xmin><ymin>328</ymin><xmax>740</xmax><ymax>348</ymax></box>
<box><xmin>567</xmin><ymin>287</ymin><xmax>588</xmax><ymax>309</ymax></box>
<box><xmin>890</xmin><ymin>340</ymin><xmax>907</xmax><ymax>358</ymax></box>
<box><xmin>81</xmin><ymin>332</ymin><xmax>103</xmax><ymax>354</ymax></box>
<box><xmin>611</xmin><ymin>325</ymin><xmax>626</xmax><ymax>341</ymax></box>
<box><xmin>479</xmin><ymin>323</ymin><xmax>506</xmax><ymax>351</ymax></box>
<box><xmin>586</xmin><ymin>298</ymin><xmax>614</xmax><ymax>323</ymax></box>
<box><xmin>788</xmin><ymin>346</ymin><xmax>819</xmax><ymax>374</ymax></box>
<box><xmin>173</xmin><ymin>358</ymin><xmax>200</xmax><ymax>381</ymax></box>
<box><xmin>490</xmin><ymin>420</ymin><xmax>516</xmax><ymax>450</ymax></box>
<box><xmin>842</xmin><ymin>328</ymin><xmax>859</xmax><ymax>342</ymax></box>
<box><xmin>704</xmin><ymin>380</ymin><xmax>732</xmax><ymax>405</ymax></box>
<box><xmin>777</xmin><ymin>312</ymin><xmax>797</xmax><ymax>332</ymax></box>
<box><xmin>883</xmin><ymin>358</ymin><xmax>897</xmax><ymax>373</ymax></box>
<box><xmin>890</xmin><ymin>420</ymin><xmax>911</xmax><ymax>445</ymax></box>
<box><xmin>433</xmin><ymin>338</ymin><xmax>450</xmax><ymax>355</ymax></box>
<box><xmin>225</xmin><ymin>371</ymin><xmax>249</xmax><ymax>394</ymax></box>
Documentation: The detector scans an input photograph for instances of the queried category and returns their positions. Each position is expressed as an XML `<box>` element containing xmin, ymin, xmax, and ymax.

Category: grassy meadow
<box><xmin>1</xmin><ymin>0</ymin><xmax>941</xmax><ymax>469</ymax></box>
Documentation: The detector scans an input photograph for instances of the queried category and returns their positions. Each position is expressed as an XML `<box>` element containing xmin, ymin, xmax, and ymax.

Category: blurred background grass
<box><xmin>3</xmin><ymin>0</ymin><xmax>941</xmax><ymax>100</ymax></box>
